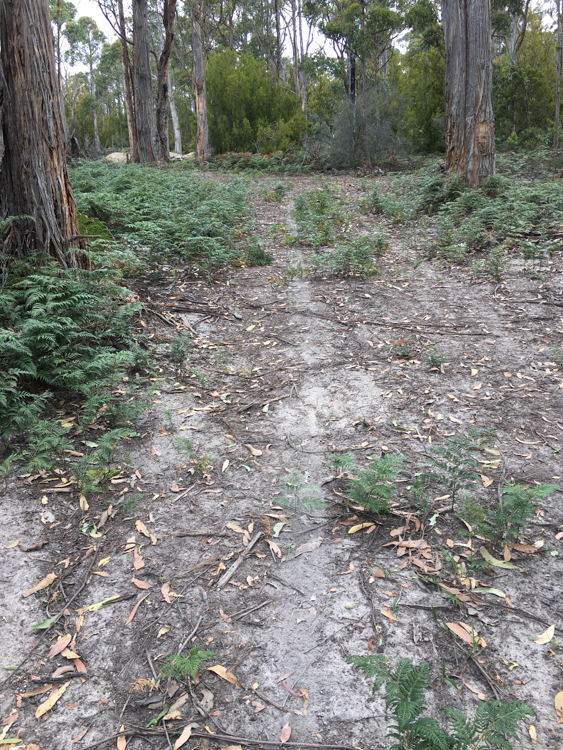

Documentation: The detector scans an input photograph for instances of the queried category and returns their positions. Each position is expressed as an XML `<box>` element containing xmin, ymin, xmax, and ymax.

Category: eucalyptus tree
<box><xmin>0</xmin><ymin>0</ymin><xmax>87</xmax><ymax>268</ymax></box>
<box><xmin>49</xmin><ymin>0</ymin><xmax>77</xmax><ymax>86</ymax></box>
<box><xmin>443</xmin><ymin>0</ymin><xmax>495</xmax><ymax>187</ymax></box>
<box><xmin>65</xmin><ymin>16</ymin><xmax>106</xmax><ymax>152</ymax></box>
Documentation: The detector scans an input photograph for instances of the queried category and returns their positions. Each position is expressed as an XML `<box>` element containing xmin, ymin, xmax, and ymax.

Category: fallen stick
<box><xmin>216</xmin><ymin>531</ymin><xmax>262</xmax><ymax>588</ymax></box>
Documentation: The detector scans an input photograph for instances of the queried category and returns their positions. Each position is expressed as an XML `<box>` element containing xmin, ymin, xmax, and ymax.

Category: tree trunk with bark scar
<box><xmin>156</xmin><ymin>0</ymin><xmax>177</xmax><ymax>163</ymax></box>
<box><xmin>133</xmin><ymin>0</ymin><xmax>158</xmax><ymax>162</ymax></box>
<box><xmin>0</xmin><ymin>0</ymin><xmax>88</xmax><ymax>268</ymax></box>
<box><xmin>117</xmin><ymin>0</ymin><xmax>139</xmax><ymax>162</ymax></box>
<box><xmin>192</xmin><ymin>14</ymin><xmax>211</xmax><ymax>161</ymax></box>
<box><xmin>443</xmin><ymin>0</ymin><xmax>495</xmax><ymax>188</ymax></box>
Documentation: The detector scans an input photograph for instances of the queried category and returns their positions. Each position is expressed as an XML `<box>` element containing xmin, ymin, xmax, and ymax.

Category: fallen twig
<box><xmin>216</xmin><ymin>531</ymin><xmax>263</xmax><ymax>588</ymax></box>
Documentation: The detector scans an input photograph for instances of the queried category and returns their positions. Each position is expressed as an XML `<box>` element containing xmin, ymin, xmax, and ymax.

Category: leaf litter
<box><xmin>2</xmin><ymin>171</ymin><xmax>563</xmax><ymax>750</ymax></box>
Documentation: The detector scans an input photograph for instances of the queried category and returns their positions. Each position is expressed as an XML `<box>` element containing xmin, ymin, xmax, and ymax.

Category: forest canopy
<box><xmin>49</xmin><ymin>0</ymin><xmax>563</xmax><ymax>166</ymax></box>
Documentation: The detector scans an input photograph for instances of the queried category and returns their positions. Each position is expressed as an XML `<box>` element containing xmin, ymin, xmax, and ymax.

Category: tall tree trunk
<box><xmin>443</xmin><ymin>0</ymin><xmax>495</xmax><ymax>188</ymax></box>
<box><xmin>133</xmin><ymin>0</ymin><xmax>158</xmax><ymax>162</ymax></box>
<box><xmin>361</xmin><ymin>5</ymin><xmax>371</xmax><ymax>166</ymax></box>
<box><xmin>156</xmin><ymin>0</ymin><xmax>177</xmax><ymax>163</ymax></box>
<box><xmin>291</xmin><ymin>0</ymin><xmax>300</xmax><ymax>98</ymax></box>
<box><xmin>0</xmin><ymin>0</ymin><xmax>87</xmax><ymax>268</ymax></box>
<box><xmin>117</xmin><ymin>0</ymin><xmax>139</xmax><ymax>161</ymax></box>
<box><xmin>274</xmin><ymin>0</ymin><xmax>282</xmax><ymax>78</ymax></box>
<box><xmin>168</xmin><ymin>71</ymin><xmax>182</xmax><ymax>154</ymax></box>
<box><xmin>297</xmin><ymin>0</ymin><xmax>307</xmax><ymax>111</ymax></box>
<box><xmin>555</xmin><ymin>0</ymin><xmax>562</xmax><ymax>149</ymax></box>
<box><xmin>192</xmin><ymin>14</ymin><xmax>211</xmax><ymax>161</ymax></box>
<box><xmin>89</xmin><ymin>60</ymin><xmax>102</xmax><ymax>153</ymax></box>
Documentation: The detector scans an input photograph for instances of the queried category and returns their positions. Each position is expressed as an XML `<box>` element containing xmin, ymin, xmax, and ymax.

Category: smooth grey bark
<box><xmin>0</xmin><ymin>0</ymin><xmax>87</xmax><ymax>267</ymax></box>
<box><xmin>192</xmin><ymin>14</ymin><xmax>211</xmax><ymax>160</ymax></box>
<box><xmin>133</xmin><ymin>0</ymin><xmax>158</xmax><ymax>162</ymax></box>
<box><xmin>443</xmin><ymin>0</ymin><xmax>495</xmax><ymax>188</ymax></box>
<box><xmin>168</xmin><ymin>70</ymin><xmax>182</xmax><ymax>154</ymax></box>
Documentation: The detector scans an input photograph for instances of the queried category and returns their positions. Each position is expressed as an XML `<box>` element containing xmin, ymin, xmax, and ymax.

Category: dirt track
<box><xmin>2</xmin><ymin>172</ymin><xmax>562</xmax><ymax>750</ymax></box>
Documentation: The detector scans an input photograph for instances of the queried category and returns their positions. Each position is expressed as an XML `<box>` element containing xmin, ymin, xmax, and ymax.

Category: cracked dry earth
<box><xmin>1</xmin><ymin>172</ymin><xmax>563</xmax><ymax>750</ymax></box>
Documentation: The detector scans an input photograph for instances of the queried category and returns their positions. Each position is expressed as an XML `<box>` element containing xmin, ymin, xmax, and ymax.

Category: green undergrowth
<box><xmin>349</xmin><ymin>656</ymin><xmax>534</xmax><ymax>750</ymax></box>
<box><xmin>0</xmin><ymin>257</ymin><xmax>152</xmax><ymax>494</ymax></box>
<box><xmin>70</xmin><ymin>161</ymin><xmax>249</xmax><ymax>268</ymax></box>
<box><xmin>363</xmin><ymin>168</ymin><xmax>563</xmax><ymax>266</ymax></box>
<box><xmin>200</xmin><ymin>151</ymin><xmax>316</xmax><ymax>173</ymax></box>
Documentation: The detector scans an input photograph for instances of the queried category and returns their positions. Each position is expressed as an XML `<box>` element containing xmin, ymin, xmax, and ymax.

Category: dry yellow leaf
<box><xmin>6</xmin><ymin>539</ymin><xmax>19</xmax><ymax>549</ymax></box>
<box><xmin>79</xmin><ymin>493</ymin><xmax>89</xmax><ymax>511</ymax></box>
<box><xmin>449</xmin><ymin>416</ymin><xmax>463</xmax><ymax>424</ymax></box>
<box><xmin>554</xmin><ymin>690</ymin><xmax>563</xmax><ymax>722</ymax></box>
<box><xmin>117</xmin><ymin>724</ymin><xmax>127</xmax><ymax>750</ymax></box>
<box><xmin>173</xmin><ymin>726</ymin><xmax>192</xmax><ymax>749</ymax></box>
<box><xmin>35</xmin><ymin>680</ymin><xmax>70</xmax><ymax>718</ymax></box>
<box><xmin>534</xmin><ymin>624</ymin><xmax>555</xmax><ymax>644</ymax></box>
<box><xmin>135</xmin><ymin>520</ymin><xmax>151</xmax><ymax>538</ymax></box>
<box><xmin>163</xmin><ymin>710</ymin><xmax>183</xmax><ymax>720</ymax></box>
<box><xmin>207</xmin><ymin>665</ymin><xmax>243</xmax><ymax>687</ymax></box>
<box><xmin>473</xmin><ymin>383</ymin><xmax>482</xmax><ymax>390</ymax></box>
<box><xmin>22</xmin><ymin>572</ymin><xmax>57</xmax><ymax>598</ymax></box>
<box><xmin>471</xmin><ymin>369</ymin><xmax>479</xmax><ymax>376</ymax></box>
<box><xmin>529</xmin><ymin>725</ymin><xmax>537</xmax><ymax>744</ymax></box>
<box><xmin>348</xmin><ymin>522</ymin><xmax>375</xmax><ymax>534</ymax></box>
<box><xmin>464</xmin><ymin>682</ymin><xmax>486</xmax><ymax>700</ymax></box>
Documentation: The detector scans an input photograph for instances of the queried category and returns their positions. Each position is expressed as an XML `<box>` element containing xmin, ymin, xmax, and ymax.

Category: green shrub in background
<box><xmin>206</xmin><ymin>48</ymin><xmax>308</xmax><ymax>154</ymax></box>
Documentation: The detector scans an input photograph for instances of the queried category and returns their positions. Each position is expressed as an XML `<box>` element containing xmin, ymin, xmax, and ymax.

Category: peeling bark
<box><xmin>156</xmin><ymin>0</ymin><xmax>177</xmax><ymax>163</ymax></box>
<box><xmin>0</xmin><ymin>0</ymin><xmax>88</xmax><ymax>268</ymax></box>
<box><xmin>133</xmin><ymin>0</ymin><xmax>158</xmax><ymax>162</ymax></box>
<box><xmin>443</xmin><ymin>0</ymin><xmax>495</xmax><ymax>188</ymax></box>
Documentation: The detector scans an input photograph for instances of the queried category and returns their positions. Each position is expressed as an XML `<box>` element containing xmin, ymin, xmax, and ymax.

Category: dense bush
<box><xmin>206</xmin><ymin>49</ymin><xmax>308</xmax><ymax>154</ymax></box>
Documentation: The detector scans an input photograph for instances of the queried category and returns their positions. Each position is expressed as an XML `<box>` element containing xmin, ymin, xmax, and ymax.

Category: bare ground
<box><xmin>1</xmin><ymin>172</ymin><xmax>562</xmax><ymax>750</ymax></box>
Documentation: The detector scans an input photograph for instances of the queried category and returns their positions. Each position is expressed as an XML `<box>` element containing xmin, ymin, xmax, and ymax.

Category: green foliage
<box><xmin>345</xmin><ymin>454</ymin><xmax>405</xmax><ymax>515</ymax></box>
<box><xmin>246</xmin><ymin>238</ymin><xmax>274</xmax><ymax>266</ymax></box>
<box><xmin>311</xmin><ymin>235</ymin><xmax>385</xmax><ymax>277</ymax></box>
<box><xmin>70</xmin><ymin>162</ymin><xmax>249</xmax><ymax>268</ymax></box>
<box><xmin>175</xmin><ymin>437</ymin><xmax>215</xmax><ymax>474</ymax></box>
<box><xmin>424</xmin><ymin>346</ymin><xmax>449</xmax><ymax>370</ymax></box>
<box><xmin>472</xmin><ymin>246</ymin><xmax>508</xmax><ymax>283</ymax></box>
<box><xmin>277</xmin><ymin>469</ymin><xmax>326</xmax><ymax>511</ymax></box>
<box><xmin>293</xmin><ymin>186</ymin><xmax>346</xmax><ymax>248</ymax></box>
<box><xmin>348</xmin><ymin>655</ymin><xmax>534</xmax><ymax>750</ymax></box>
<box><xmin>169</xmin><ymin>333</ymin><xmax>193</xmax><ymax>372</ymax></box>
<box><xmin>206</xmin><ymin>49</ymin><xmax>308</xmax><ymax>154</ymax></box>
<box><xmin>160</xmin><ymin>647</ymin><xmax>216</xmax><ymax>683</ymax></box>
<box><xmin>423</xmin><ymin>433</ymin><xmax>481</xmax><ymax>508</ymax></box>
<box><xmin>466</xmin><ymin>482</ymin><xmax>559</xmax><ymax>546</ymax></box>
<box><xmin>0</xmin><ymin>264</ymin><xmax>143</xmax><ymax>441</ymax></box>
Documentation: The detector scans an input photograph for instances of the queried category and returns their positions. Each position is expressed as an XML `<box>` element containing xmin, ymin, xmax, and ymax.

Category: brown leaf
<box><xmin>133</xmin><ymin>547</ymin><xmax>145</xmax><ymax>570</ymax></box>
<box><xmin>503</xmin><ymin>546</ymin><xmax>511</xmax><ymax>562</ymax></box>
<box><xmin>296</xmin><ymin>686</ymin><xmax>309</xmax><ymax>716</ymax></box>
<box><xmin>173</xmin><ymin>726</ymin><xmax>192</xmax><ymax>749</ymax></box>
<box><xmin>252</xmin><ymin>700</ymin><xmax>265</xmax><ymax>713</ymax></box>
<box><xmin>390</xmin><ymin>526</ymin><xmax>405</xmax><ymax>537</ymax></box>
<box><xmin>244</xmin><ymin>443</ymin><xmax>262</xmax><ymax>457</ymax></box>
<box><xmin>73</xmin><ymin>729</ymin><xmax>88</xmax><ymax>743</ymax></box>
<box><xmin>381</xmin><ymin>608</ymin><xmax>397</xmax><ymax>623</ymax></box>
<box><xmin>265</xmin><ymin>444</ymin><xmax>272</xmax><ymax>455</ymax></box>
<box><xmin>372</xmin><ymin>567</ymin><xmax>386</xmax><ymax>578</ymax></box>
<box><xmin>131</xmin><ymin>578</ymin><xmax>152</xmax><ymax>590</ymax></box>
<box><xmin>151</xmin><ymin>445</ymin><xmax>161</xmax><ymax>456</ymax></box>
<box><xmin>125</xmin><ymin>595</ymin><xmax>149</xmax><ymax>626</ymax></box>
<box><xmin>161</xmin><ymin>583</ymin><xmax>173</xmax><ymax>604</ymax></box>
<box><xmin>509</xmin><ymin>543</ymin><xmax>537</xmax><ymax>554</ymax></box>
<box><xmin>52</xmin><ymin>665</ymin><xmax>75</xmax><ymax>679</ymax></box>
<box><xmin>219</xmin><ymin>607</ymin><xmax>232</xmax><ymax>624</ymax></box>
<box><xmin>23</xmin><ymin>572</ymin><xmax>57</xmax><ymax>598</ymax></box>
<box><xmin>266</xmin><ymin>539</ymin><xmax>282</xmax><ymax>557</ymax></box>
<box><xmin>446</xmin><ymin>622</ymin><xmax>486</xmax><ymax>647</ymax></box>
<box><xmin>73</xmin><ymin>658</ymin><xmax>87</xmax><ymax>674</ymax></box>
<box><xmin>226</xmin><ymin>522</ymin><xmax>245</xmax><ymax>534</ymax></box>
<box><xmin>170</xmin><ymin>483</ymin><xmax>181</xmax><ymax>493</ymax></box>
<box><xmin>18</xmin><ymin>541</ymin><xmax>46</xmax><ymax>552</ymax></box>
<box><xmin>280</xmin><ymin>722</ymin><xmax>292</xmax><ymax>744</ymax></box>
<box><xmin>464</xmin><ymin>683</ymin><xmax>486</xmax><ymax>701</ymax></box>
<box><xmin>117</xmin><ymin>724</ymin><xmax>127</xmax><ymax>750</ymax></box>
<box><xmin>35</xmin><ymin>680</ymin><xmax>71</xmax><ymax>718</ymax></box>
<box><xmin>207</xmin><ymin>665</ymin><xmax>243</xmax><ymax>687</ymax></box>
<box><xmin>2</xmin><ymin>710</ymin><xmax>17</xmax><ymax>725</ymax></box>
<box><xmin>61</xmin><ymin>647</ymin><xmax>81</xmax><ymax>659</ymax></box>
<box><xmin>135</xmin><ymin>520</ymin><xmax>151</xmax><ymax>538</ymax></box>
<box><xmin>48</xmin><ymin>633</ymin><xmax>72</xmax><ymax>659</ymax></box>
<box><xmin>398</xmin><ymin>539</ymin><xmax>428</xmax><ymax>549</ymax></box>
